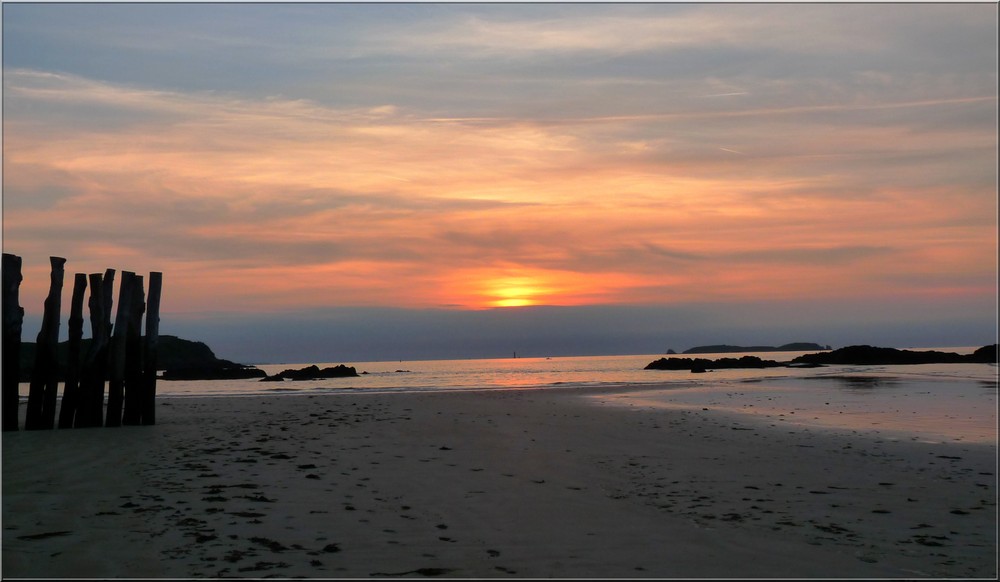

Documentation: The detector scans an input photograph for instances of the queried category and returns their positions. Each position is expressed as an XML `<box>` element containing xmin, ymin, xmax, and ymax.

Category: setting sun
<box><xmin>453</xmin><ymin>267</ymin><xmax>645</xmax><ymax>309</ymax></box>
<box><xmin>450</xmin><ymin>268</ymin><xmax>581</xmax><ymax>309</ymax></box>
<box><xmin>489</xmin><ymin>278</ymin><xmax>548</xmax><ymax>307</ymax></box>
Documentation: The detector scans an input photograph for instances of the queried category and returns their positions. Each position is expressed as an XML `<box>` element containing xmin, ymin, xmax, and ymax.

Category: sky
<box><xmin>2</xmin><ymin>2</ymin><xmax>997</xmax><ymax>364</ymax></box>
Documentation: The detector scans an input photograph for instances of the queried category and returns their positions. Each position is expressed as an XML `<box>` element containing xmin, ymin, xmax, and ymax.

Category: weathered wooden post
<box><xmin>2</xmin><ymin>253</ymin><xmax>24</xmax><ymax>431</ymax></box>
<box><xmin>76</xmin><ymin>273</ymin><xmax>109</xmax><ymax>428</ymax></box>
<box><xmin>102</xmin><ymin>268</ymin><xmax>115</xmax><ymax>336</ymax></box>
<box><xmin>58</xmin><ymin>273</ymin><xmax>88</xmax><ymax>429</ymax></box>
<box><xmin>141</xmin><ymin>272</ymin><xmax>162</xmax><ymax>425</ymax></box>
<box><xmin>105</xmin><ymin>271</ymin><xmax>134</xmax><ymax>427</ymax></box>
<box><xmin>122</xmin><ymin>275</ymin><xmax>146</xmax><ymax>426</ymax></box>
<box><xmin>25</xmin><ymin>257</ymin><xmax>66</xmax><ymax>430</ymax></box>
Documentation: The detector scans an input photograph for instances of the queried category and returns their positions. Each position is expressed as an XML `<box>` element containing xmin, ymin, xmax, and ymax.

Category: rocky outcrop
<box><xmin>969</xmin><ymin>344</ymin><xmax>999</xmax><ymax>363</ymax></box>
<box><xmin>260</xmin><ymin>364</ymin><xmax>359</xmax><ymax>382</ymax></box>
<box><xmin>161</xmin><ymin>365</ymin><xmax>266</xmax><ymax>381</ymax></box>
<box><xmin>646</xmin><ymin>344</ymin><xmax>998</xmax><ymax>372</ymax></box>
<box><xmin>790</xmin><ymin>345</ymin><xmax>998</xmax><ymax>366</ymax></box>
<box><xmin>156</xmin><ymin>336</ymin><xmax>266</xmax><ymax>380</ymax></box>
<box><xmin>644</xmin><ymin>355</ymin><xmax>785</xmax><ymax>372</ymax></box>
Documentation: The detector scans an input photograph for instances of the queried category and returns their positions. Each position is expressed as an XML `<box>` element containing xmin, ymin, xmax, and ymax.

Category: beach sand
<box><xmin>2</xmin><ymin>384</ymin><xmax>996</xmax><ymax>578</ymax></box>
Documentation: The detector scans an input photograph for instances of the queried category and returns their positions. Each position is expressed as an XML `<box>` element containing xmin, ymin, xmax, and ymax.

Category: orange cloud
<box><xmin>2</xmin><ymin>69</ymin><xmax>995</xmax><ymax>318</ymax></box>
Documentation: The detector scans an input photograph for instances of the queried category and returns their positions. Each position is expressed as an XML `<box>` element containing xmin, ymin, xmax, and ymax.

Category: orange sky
<box><xmin>5</xmin><ymin>83</ymin><xmax>993</xmax><ymax>313</ymax></box>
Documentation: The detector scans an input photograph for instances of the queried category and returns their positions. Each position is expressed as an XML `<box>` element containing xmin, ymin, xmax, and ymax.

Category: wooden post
<box><xmin>102</xmin><ymin>268</ymin><xmax>115</xmax><ymax>336</ymax></box>
<box><xmin>26</xmin><ymin>256</ymin><xmax>66</xmax><ymax>430</ymax></box>
<box><xmin>2</xmin><ymin>253</ymin><xmax>24</xmax><ymax>431</ymax></box>
<box><xmin>142</xmin><ymin>272</ymin><xmax>162</xmax><ymax>425</ymax></box>
<box><xmin>122</xmin><ymin>275</ymin><xmax>145</xmax><ymax>426</ymax></box>
<box><xmin>105</xmin><ymin>271</ymin><xmax>134</xmax><ymax>427</ymax></box>
<box><xmin>76</xmin><ymin>273</ymin><xmax>109</xmax><ymax>428</ymax></box>
<box><xmin>83</xmin><ymin>267</ymin><xmax>116</xmax><ymax>427</ymax></box>
<box><xmin>57</xmin><ymin>274</ymin><xmax>87</xmax><ymax>429</ymax></box>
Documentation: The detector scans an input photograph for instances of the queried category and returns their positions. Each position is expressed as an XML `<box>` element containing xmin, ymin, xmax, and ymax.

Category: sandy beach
<box><xmin>2</xmin><ymin>384</ymin><xmax>996</xmax><ymax>578</ymax></box>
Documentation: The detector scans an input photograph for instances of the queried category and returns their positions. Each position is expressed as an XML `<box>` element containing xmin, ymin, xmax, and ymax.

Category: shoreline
<box><xmin>3</xmin><ymin>385</ymin><xmax>997</xmax><ymax>578</ymax></box>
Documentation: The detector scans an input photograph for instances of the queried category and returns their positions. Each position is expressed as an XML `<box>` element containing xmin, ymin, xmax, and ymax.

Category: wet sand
<box><xmin>2</xmin><ymin>384</ymin><xmax>996</xmax><ymax>578</ymax></box>
<box><xmin>597</xmin><ymin>374</ymin><xmax>998</xmax><ymax>445</ymax></box>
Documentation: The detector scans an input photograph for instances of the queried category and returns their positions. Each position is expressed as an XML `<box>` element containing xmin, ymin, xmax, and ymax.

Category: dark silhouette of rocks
<box><xmin>791</xmin><ymin>344</ymin><xmax>998</xmax><ymax>366</ymax></box>
<box><xmin>645</xmin><ymin>355</ymin><xmax>785</xmax><ymax>372</ymax></box>
<box><xmin>153</xmin><ymin>336</ymin><xmax>266</xmax><ymax>380</ymax></box>
<box><xmin>260</xmin><ymin>364</ymin><xmax>359</xmax><ymax>382</ymax></box>
<box><xmin>969</xmin><ymin>344</ymin><xmax>998</xmax><ymax>363</ymax></box>
<box><xmin>647</xmin><ymin>344</ymin><xmax>997</xmax><ymax>371</ymax></box>
<box><xmin>682</xmin><ymin>342</ymin><xmax>829</xmax><ymax>354</ymax></box>
<box><xmin>161</xmin><ymin>365</ymin><xmax>266</xmax><ymax>381</ymax></box>
<box><xmin>19</xmin><ymin>335</ymin><xmax>365</xmax><ymax>382</ymax></box>
<box><xmin>20</xmin><ymin>335</ymin><xmax>266</xmax><ymax>381</ymax></box>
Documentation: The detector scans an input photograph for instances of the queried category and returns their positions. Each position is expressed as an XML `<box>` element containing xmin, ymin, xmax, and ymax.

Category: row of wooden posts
<box><xmin>2</xmin><ymin>253</ymin><xmax>162</xmax><ymax>431</ymax></box>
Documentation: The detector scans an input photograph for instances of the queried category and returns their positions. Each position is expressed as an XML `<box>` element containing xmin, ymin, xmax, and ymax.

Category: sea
<box><xmin>18</xmin><ymin>347</ymin><xmax>998</xmax><ymax>445</ymax></box>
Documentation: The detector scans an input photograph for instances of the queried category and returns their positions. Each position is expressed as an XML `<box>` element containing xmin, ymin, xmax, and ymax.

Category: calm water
<box><xmin>18</xmin><ymin>347</ymin><xmax>997</xmax><ymax>443</ymax></box>
<box><xmin>155</xmin><ymin>349</ymin><xmax>980</xmax><ymax>397</ymax></box>
<box><xmin>20</xmin><ymin>347</ymin><xmax>993</xmax><ymax>397</ymax></box>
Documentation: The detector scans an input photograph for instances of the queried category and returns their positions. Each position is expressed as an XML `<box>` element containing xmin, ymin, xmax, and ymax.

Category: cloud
<box><xmin>348</xmin><ymin>4</ymin><xmax>975</xmax><ymax>62</ymax></box>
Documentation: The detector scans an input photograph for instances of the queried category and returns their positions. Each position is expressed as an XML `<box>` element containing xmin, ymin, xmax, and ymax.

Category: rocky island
<box><xmin>645</xmin><ymin>355</ymin><xmax>785</xmax><ymax>373</ymax></box>
<box><xmin>260</xmin><ymin>364</ymin><xmax>359</xmax><ymax>382</ymax></box>
<box><xmin>681</xmin><ymin>342</ymin><xmax>830</xmax><ymax>354</ymax></box>
<box><xmin>789</xmin><ymin>344</ymin><xmax>998</xmax><ymax>366</ymax></box>
<box><xmin>646</xmin><ymin>344</ymin><xmax>998</xmax><ymax>372</ymax></box>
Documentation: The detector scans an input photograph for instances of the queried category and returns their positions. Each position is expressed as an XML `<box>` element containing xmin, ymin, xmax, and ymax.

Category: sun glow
<box><xmin>443</xmin><ymin>267</ymin><xmax>641</xmax><ymax>309</ymax></box>
<box><xmin>494</xmin><ymin>298</ymin><xmax>536</xmax><ymax>308</ymax></box>
<box><xmin>489</xmin><ymin>278</ymin><xmax>550</xmax><ymax>307</ymax></box>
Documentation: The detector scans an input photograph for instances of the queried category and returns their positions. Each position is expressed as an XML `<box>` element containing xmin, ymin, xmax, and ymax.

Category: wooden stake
<box><xmin>57</xmin><ymin>274</ymin><xmax>87</xmax><ymax>429</ymax></box>
<box><xmin>122</xmin><ymin>275</ymin><xmax>145</xmax><ymax>426</ymax></box>
<box><xmin>76</xmin><ymin>273</ymin><xmax>109</xmax><ymax>428</ymax></box>
<box><xmin>142</xmin><ymin>272</ymin><xmax>162</xmax><ymax>425</ymax></box>
<box><xmin>2</xmin><ymin>253</ymin><xmax>24</xmax><ymax>431</ymax></box>
<box><xmin>105</xmin><ymin>271</ymin><xmax>134</xmax><ymax>427</ymax></box>
<box><xmin>102</xmin><ymin>268</ymin><xmax>116</xmax><ymax>337</ymax></box>
<box><xmin>26</xmin><ymin>256</ymin><xmax>66</xmax><ymax>430</ymax></box>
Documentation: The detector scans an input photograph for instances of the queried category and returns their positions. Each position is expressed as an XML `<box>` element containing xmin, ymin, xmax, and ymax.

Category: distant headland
<box><xmin>680</xmin><ymin>342</ymin><xmax>830</xmax><ymax>354</ymax></box>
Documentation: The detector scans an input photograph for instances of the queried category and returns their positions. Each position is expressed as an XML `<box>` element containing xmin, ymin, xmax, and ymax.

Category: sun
<box><xmin>494</xmin><ymin>298</ymin><xmax>535</xmax><ymax>307</ymax></box>
<box><xmin>489</xmin><ymin>279</ymin><xmax>546</xmax><ymax>308</ymax></box>
<box><xmin>447</xmin><ymin>266</ymin><xmax>633</xmax><ymax>309</ymax></box>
